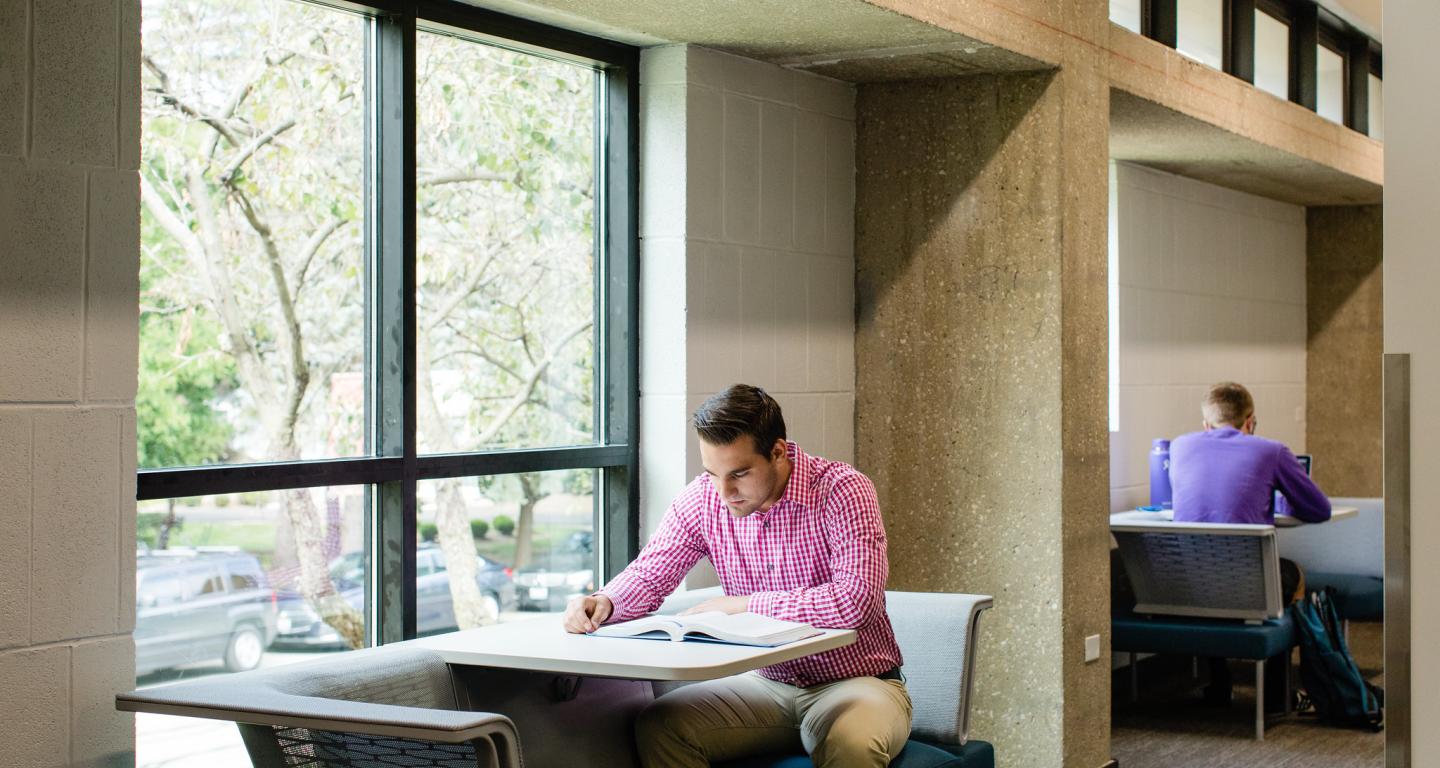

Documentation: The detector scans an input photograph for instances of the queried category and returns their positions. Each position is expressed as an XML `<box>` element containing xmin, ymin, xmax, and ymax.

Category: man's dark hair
<box><xmin>692</xmin><ymin>384</ymin><xmax>786</xmax><ymax>458</ymax></box>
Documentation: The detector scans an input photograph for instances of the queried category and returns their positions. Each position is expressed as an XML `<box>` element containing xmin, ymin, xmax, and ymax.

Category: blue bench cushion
<box><xmin>1306</xmin><ymin>572</ymin><xmax>1383</xmax><ymax>621</ymax></box>
<box><xmin>717</xmin><ymin>739</ymin><xmax>995</xmax><ymax>768</ymax></box>
<box><xmin>1111</xmin><ymin>609</ymin><xmax>1295</xmax><ymax>660</ymax></box>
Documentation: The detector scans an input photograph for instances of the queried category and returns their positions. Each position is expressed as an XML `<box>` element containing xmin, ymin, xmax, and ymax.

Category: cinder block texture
<box><xmin>71</xmin><ymin>636</ymin><xmax>135</xmax><ymax>768</ymax></box>
<box><xmin>1307</xmin><ymin>204</ymin><xmax>1383</xmax><ymax>497</ymax></box>
<box><xmin>855</xmin><ymin>72</ymin><xmax>1068</xmax><ymax>767</ymax></box>
<box><xmin>0</xmin><ymin>413</ymin><xmax>31</xmax><ymax>649</ymax></box>
<box><xmin>0</xmin><ymin>0</ymin><xmax>26</xmax><ymax>158</ymax></box>
<box><xmin>0</xmin><ymin>158</ymin><xmax>86</xmax><ymax>401</ymax></box>
<box><xmin>32</xmin><ymin>0</ymin><xmax>119</xmax><ymax>166</ymax></box>
<box><xmin>119</xmin><ymin>0</ymin><xmax>141</xmax><ymax>171</ymax></box>
<box><xmin>119</xmin><ymin>411</ymin><xmax>137</xmax><ymax>632</ymax></box>
<box><xmin>85</xmin><ymin>170</ymin><xmax>140</xmax><ymax>401</ymax></box>
<box><xmin>31</xmin><ymin>409</ymin><xmax>122</xmax><ymax>643</ymax></box>
<box><xmin>640</xmin><ymin>83</ymin><xmax>686</xmax><ymax>240</ymax></box>
<box><xmin>0</xmin><ymin>645</ymin><xmax>71</xmax><ymax>768</ymax></box>
<box><xmin>759</xmin><ymin>102</ymin><xmax>796</xmax><ymax>250</ymax></box>
<box><xmin>722</xmin><ymin>94</ymin><xmax>761</xmax><ymax>244</ymax></box>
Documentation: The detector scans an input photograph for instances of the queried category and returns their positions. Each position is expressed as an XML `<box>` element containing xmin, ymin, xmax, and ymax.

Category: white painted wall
<box><xmin>0</xmin><ymin>0</ymin><xmax>140</xmax><ymax>765</ymax></box>
<box><xmin>1110</xmin><ymin>163</ymin><xmax>1308</xmax><ymax>511</ymax></box>
<box><xmin>1383</xmin><ymin>0</ymin><xmax>1440</xmax><ymax>757</ymax></box>
<box><xmin>638</xmin><ymin>46</ymin><xmax>856</xmax><ymax>540</ymax></box>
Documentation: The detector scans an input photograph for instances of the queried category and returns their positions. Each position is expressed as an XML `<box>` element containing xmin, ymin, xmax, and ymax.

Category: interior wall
<box><xmin>854</xmin><ymin>70</ymin><xmax>1110</xmax><ymax>767</ymax></box>
<box><xmin>1110</xmin><ymin>162</ymin><xmax>1309</xmax><ymax>512</ymax></box>
<box><xmin>0</xmin><ymin>0</ymin><xmax>140</xmax><ymax>765</ymax></box>
<box><xmin>637</xmin><ymin>45</ymin><xmax>856</xmax><ymax>540</ymax></box>
<box><xmin>1383</xmin><ymin>0</ymin><xmax>1438</xmax><ymax>760</ymax></box>
<box><xmin>1306</xmin><ymin>205</ymin><xmax>1383</xmax><ymax>498</ymax></box>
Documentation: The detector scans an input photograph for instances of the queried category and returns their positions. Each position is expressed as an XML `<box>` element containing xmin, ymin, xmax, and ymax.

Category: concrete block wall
<box><xmin>1110</xmin><ymin>162</ymin><xmax>1308</xmax><ymax>511</ymax></box>
<box><xmin>0</xmin><ymin>0</ymin><xmax>140</xmax><ymax>765</ymax></box>
<box><xmin>638</xmin><ymin>45</ymin><xmax>856</xmax><ymax>541</ymax></box>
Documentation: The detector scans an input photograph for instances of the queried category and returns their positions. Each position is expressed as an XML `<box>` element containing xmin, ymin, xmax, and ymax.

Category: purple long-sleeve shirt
<box><xmin>1169</xmin><ymin>427</ymin><xmax>1331</xmax><ymax>525</ymax></box>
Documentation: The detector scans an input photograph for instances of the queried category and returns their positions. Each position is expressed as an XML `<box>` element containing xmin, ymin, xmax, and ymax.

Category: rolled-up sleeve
<box><xmin>596</xmin><ymin>496</ymin><xmax>708</xmax><ymax>622</ymax></box>
<box><xmin>748</xmin><ymin>474</ymin><xmax>888</xmax><ymax>629</ymax></box>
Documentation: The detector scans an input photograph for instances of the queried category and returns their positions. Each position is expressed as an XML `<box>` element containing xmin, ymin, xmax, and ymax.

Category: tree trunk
<box><xmin>158</xmin><ymin>498</ymin><xmax>179</xmax><ymax>550</ymax></box>
<box><xmin>513</xmin><ymin>473</ymin><xmax>540</xmax><ymax>570</ymax></box>
<box><xmin>284</xmin><ymin>486</ymin><xmax>366</xmax><ymax>649</ymax></box>
<box><xmin>417</xmin><ymin>338</ymin><xmax>494</xmax><ymax>628</ymax></box>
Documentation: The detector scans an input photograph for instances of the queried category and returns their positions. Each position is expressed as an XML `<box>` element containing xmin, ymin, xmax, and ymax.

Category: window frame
<box><xmin>135</xmin><ymin>0</ymin><xmax>640</xmax><ymax>645</ymax></box>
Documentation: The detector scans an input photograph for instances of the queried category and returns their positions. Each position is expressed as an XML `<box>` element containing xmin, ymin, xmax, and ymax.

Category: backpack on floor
<box><xmin>1290</xmin><ymin>588</ymin><xmax>1384</xmax><ymax>731</ymax></box>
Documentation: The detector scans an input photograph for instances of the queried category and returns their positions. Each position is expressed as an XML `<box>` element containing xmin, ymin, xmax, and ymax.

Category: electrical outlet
<box><xmin>1084</xmin><ymin>634</ymin><xmax>1101</xmax><ymax>663</ymax></box>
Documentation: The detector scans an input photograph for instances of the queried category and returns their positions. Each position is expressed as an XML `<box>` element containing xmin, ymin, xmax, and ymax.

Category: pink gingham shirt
<box><xmin>598</xmin><ymin>442</ymin><xmax>903</xmax><ymax>687</ymax></box>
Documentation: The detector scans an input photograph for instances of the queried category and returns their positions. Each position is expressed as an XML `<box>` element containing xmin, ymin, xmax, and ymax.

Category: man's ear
<box><xmin>770</xmin><ymin>438</ymin><xmax>786</xmax><ymax>462</ymax></box>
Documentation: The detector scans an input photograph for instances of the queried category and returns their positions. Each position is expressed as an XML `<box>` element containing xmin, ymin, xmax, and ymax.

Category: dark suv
<box><xmin>135</xmin><ymin>549</ymin><xmax>278</xmax><ymax>677</ymax></box>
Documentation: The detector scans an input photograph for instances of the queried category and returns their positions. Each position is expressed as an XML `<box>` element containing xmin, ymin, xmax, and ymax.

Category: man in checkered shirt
<box><xmin>562</xmin><ymin>384</ymin><xmax>910</xmax><ymax>767</ymax></box>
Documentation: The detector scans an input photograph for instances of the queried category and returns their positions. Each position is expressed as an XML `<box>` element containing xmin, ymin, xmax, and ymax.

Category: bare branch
<box><xmin>474</xmin><ymin>319</ymin><xmax>593</xmax><ymax>447</ymax></box>
<box><xmin>219</xmin><ymin>118</ymin><xmax>298</xmax><ymax>183</ymax></box>
<box><xmin>418</xmin><ymin>170</ymin><xmax>511</xmax><ymax>187</ymax></box>
<box><xmin>143</xmin><ymin>54</ymin><xmax>243</xmax><ymax>149</ymax></box>
<box><xmin>291</xmin><ymin>218</ymin><xmax>347</xmax><ymax>296</ymax></box>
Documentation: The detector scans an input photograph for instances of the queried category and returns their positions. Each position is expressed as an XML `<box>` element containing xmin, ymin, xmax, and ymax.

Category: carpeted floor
<box><xmin>1111</xmin><ymin>621</ymin><xmax>1385</xmax><ymax>768</ymax></box>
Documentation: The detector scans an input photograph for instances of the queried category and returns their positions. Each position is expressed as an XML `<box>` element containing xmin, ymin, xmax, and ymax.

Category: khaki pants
<box><xmin>636</xmin><ymin>672</ymin><xmax>912</xmax><ymax>768</ymax></box>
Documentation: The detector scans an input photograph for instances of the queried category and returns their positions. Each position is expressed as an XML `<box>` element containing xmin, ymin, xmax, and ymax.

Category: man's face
<box><xmin>699</xmin><ymin>437</ymin><xmax>784</xmax><ymax>518</ymax></box>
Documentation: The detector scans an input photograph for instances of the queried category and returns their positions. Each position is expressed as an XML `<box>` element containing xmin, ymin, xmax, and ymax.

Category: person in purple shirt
<box><xmin>1170</xmin><ymin>381</ymin><xmax>1331</xmax><ymax>525</ymax></box>
<box><xmin>1167</xmin><ymin>381</ymin><xmax>1330</xmax><ymax>707</ymax></box>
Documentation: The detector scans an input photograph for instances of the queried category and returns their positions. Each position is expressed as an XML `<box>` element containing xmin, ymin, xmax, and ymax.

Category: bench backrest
<box><xmin>1276</xmin><ymin>497</ymin><xmax>1383</xmax><ymax>578</ymax></box>
<box><xmin>658</xmin><ymin>587</ymin><xmax>993</xmax><ymax>746</ymax></box>
<box><xmin>1113</xmin><ymin>520</ymin><xmax>1283</xmax><ymax>620</ymax></box>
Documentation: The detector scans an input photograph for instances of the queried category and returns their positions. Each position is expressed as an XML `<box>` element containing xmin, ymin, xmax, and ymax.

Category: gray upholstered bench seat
<box><xmin>719</xmin><ymin>738</ymin><xmax>995</xmax><ymax>768</ymax></box>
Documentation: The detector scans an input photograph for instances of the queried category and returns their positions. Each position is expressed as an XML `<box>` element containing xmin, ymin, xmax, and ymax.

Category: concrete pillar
<box><xmin>854</xmin><ymin>65</ymin><xmax>1110</xmax><ymax>767</ymax></box>
<box><xmin>1306</xmin><ymin>205</ymin><xmax>1383</xmax><ymax>497</ymax></box>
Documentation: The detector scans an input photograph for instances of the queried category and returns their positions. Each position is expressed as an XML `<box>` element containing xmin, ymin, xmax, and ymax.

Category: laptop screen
<box><xmin>1296</xmin><ymin>454</ymin><xmax>1313</xmax><ymax>476</ymax></box>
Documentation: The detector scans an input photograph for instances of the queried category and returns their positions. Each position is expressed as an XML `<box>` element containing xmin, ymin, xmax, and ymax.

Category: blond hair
<box><xmin>1202</xmin><ymin>382</ymin><xmax>1254</xmax><ymax>428</ymax></box>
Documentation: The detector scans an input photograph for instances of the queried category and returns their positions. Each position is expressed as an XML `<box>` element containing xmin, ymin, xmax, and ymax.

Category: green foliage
<box><xmin>492</xmin><ymin>515</ymin><xmax>516</xmax><ymax>537</ymax></box>
<box><xmin>470</xmin><ymin>518</ymin><xmax>490</xmax><ymax>540</ymax></box>
<box><xmin>420</xmin><ymin>523</ymin><xmax>439</xmax><ymax>543</ymax></box>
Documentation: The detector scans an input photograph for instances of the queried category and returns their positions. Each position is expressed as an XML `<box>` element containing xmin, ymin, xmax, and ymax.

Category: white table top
<box><xmin>401</xmin><ymin>615</ymin><xmax>857</xmax><ymax>681</ymax></box>
<box><xmin>1109</xmin><ymin>505</ymin><xmax>1358</xmax><ymax>528</ymax></box>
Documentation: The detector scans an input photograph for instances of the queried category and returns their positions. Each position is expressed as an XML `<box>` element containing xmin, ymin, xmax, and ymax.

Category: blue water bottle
<box><xmin>1149</xmin><ymin>439</ymin><xmax>1172</xmax><ymax>509</ymax></box>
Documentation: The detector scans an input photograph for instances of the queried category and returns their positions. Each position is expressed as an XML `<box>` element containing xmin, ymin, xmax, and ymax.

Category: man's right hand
<box><xmin>563</xmin><ymin>594</ymin><xmax>614</xmax><ymax>634</ymax></box>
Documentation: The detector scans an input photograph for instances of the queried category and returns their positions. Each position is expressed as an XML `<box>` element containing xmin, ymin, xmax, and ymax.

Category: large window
<box><xmin>1177</xmin><ymin>0</ymin><xmax>1224</xmax><ymax>70</ymax></box>
<box><xmin>135</xmin><ymin>0</ymin><xmax>636</xmax><ymax>763</ymax></box>
<box><xmin>1254</xmin><ymin>8</ymin><xmax>1290</xmax><ymax>100</ymax></box>
<box><xmin>1316</xmin><ymin>42</ymin><xmax>1345</xmax><ymax>124</ymax></box>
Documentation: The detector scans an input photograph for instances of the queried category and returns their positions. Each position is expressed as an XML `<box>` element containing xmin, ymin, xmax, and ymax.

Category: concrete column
<box><xmin>854</xmin><ymin>65</ymin><xmax>1109</xmax><ymax>767</ymax></box>
<box><xmin>0</xmin><ymin>0</ymin><xmax>140</xmax><ymax>764</ymax></box>
<box><xmin>1306</xmin><ymin>205</ymin><xmax>1383</xmax><ymax>497</ymax></box>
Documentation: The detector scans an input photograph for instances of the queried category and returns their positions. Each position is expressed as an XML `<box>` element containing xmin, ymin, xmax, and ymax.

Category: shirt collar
<box><xmin>776</xmin><ymin>441</ymin><xmax>820</xmax><ymax>510</ymax></box>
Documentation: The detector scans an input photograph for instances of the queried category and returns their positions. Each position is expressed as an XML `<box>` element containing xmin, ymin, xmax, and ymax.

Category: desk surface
<box><xmin>402</xmin><ymin>616</ymin><xmax>857</xmax><ymax>681</ymax></box>
<box><xmin>1109</xmin><ymin>506</ymin><xmax>1358</xmax><ymax>528</ymax></box>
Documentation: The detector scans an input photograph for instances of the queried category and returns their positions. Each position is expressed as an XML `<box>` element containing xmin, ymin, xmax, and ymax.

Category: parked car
<box><xmin>135</xmin><ymin>549</ymin><xmax>278</xmax><ymax>676</ymax></box>
<box><xmin>271</xmin><ymin>546</ymin><xmax>518</xmax><ymax>649</ymax></box>
<box><xmin>515</xmin><ymin>530</ymin><xmax>596</xmax><ymax>612</ymax></box>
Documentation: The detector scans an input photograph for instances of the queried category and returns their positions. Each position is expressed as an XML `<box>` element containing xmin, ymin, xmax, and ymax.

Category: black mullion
<box><xmin>1143</xmin><ymin>0</ymin><xmax>1178</xmax><ymax>49</ymax></box>
<box><xmin>1290</xmin><ymin>1</ymin><xmax>1318</xmax><ymax>109</ymax></box>
<box><xmin>412</xmin><ymin>0</ymin><xmax>632</xmax><ymax>66</ymax></box>
<box><xmin>136</xmin><ymin>457</ymin><xmax>403</xmax><ymax>501</ymax></box>
<box><xmin>416</xmin><ymin>446</ymin><xmax>630</xmax><ymax>480</ymax></box>
<box><xmin>602</xmin><ymin>54</ymin><xmax>640</xmax><ymax>582</ymax></box>
<box><xmin>1225</xmin><ymin>0</ymin><xmax>1256</xmax><ymax>84</ymax></box>
<box><xmin>372</xmin><ymin>7</ymin><xmax>416</xmax><ymax>645</ymax></box>
<box><xmin>1345</xmin><ymin>34</ymin><xmax>1369</xmax><ymax>133</ymax></box>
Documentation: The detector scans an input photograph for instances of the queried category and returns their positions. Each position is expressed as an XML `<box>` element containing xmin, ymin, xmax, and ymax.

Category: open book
<box><xmin>592</xmin><ymin>611</ymin><xmax>822</xmax><ymax>647</ymax></box>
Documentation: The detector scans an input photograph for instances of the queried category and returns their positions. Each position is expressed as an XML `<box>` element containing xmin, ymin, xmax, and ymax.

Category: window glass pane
<box><xmin>139</xmin><ymin>0</ymin><xmax>368</xmax><ymax>469</ymax></box>
<box><xmin>1111</xmin><ymin>0</ymin><xmax>1141</xmax><ymax>34</ymax></box>
<box><xmin>1254</xmin><ymin>10</ymin><xmax>1290</xmax><ymax>99</ymax></box>
<box><xmin>1177</xmin><ymin>0</ymin><xmax>1224</xmax><ymax>70</ymax></box>
<box><xmin>418</xmin><ymin>469</ymin><xmax>597</xmax><ymax>626</ymax></box>
<box><xmin>416</xmin><ymin>31</ymin><xmax>599</xmax><ymax>453</ymax></box>
<box><xmin>1369</xmin><ymin>74</ymin><xmax>1384</xmax><ymax>140</ymax></box>
<box><xmin>1317</xmin><ymin>44</ymin><xmax>1345</xmax><ymax>123</ymax></box>
<box><xmin>135</xmin><ymin>485</ymin><xmax>369</xmax><ymax>767</ymax></box>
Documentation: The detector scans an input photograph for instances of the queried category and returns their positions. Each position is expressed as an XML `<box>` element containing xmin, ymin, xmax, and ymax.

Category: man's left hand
<box><xmin>679</xmin><ymin>594</ymin><xmax>751</xmax><ymax>616</ymax></box>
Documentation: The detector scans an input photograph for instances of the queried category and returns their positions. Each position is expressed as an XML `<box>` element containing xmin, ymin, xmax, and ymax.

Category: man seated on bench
<box><xmin>1169</xmin><ymin>381</ymin><xmax>1331</xmax><ymax>705</ymax></box>
<box><xmin>561</xmin><ymin>384</ymin><xmax>912</xmax><ymax>767</ymax></box>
